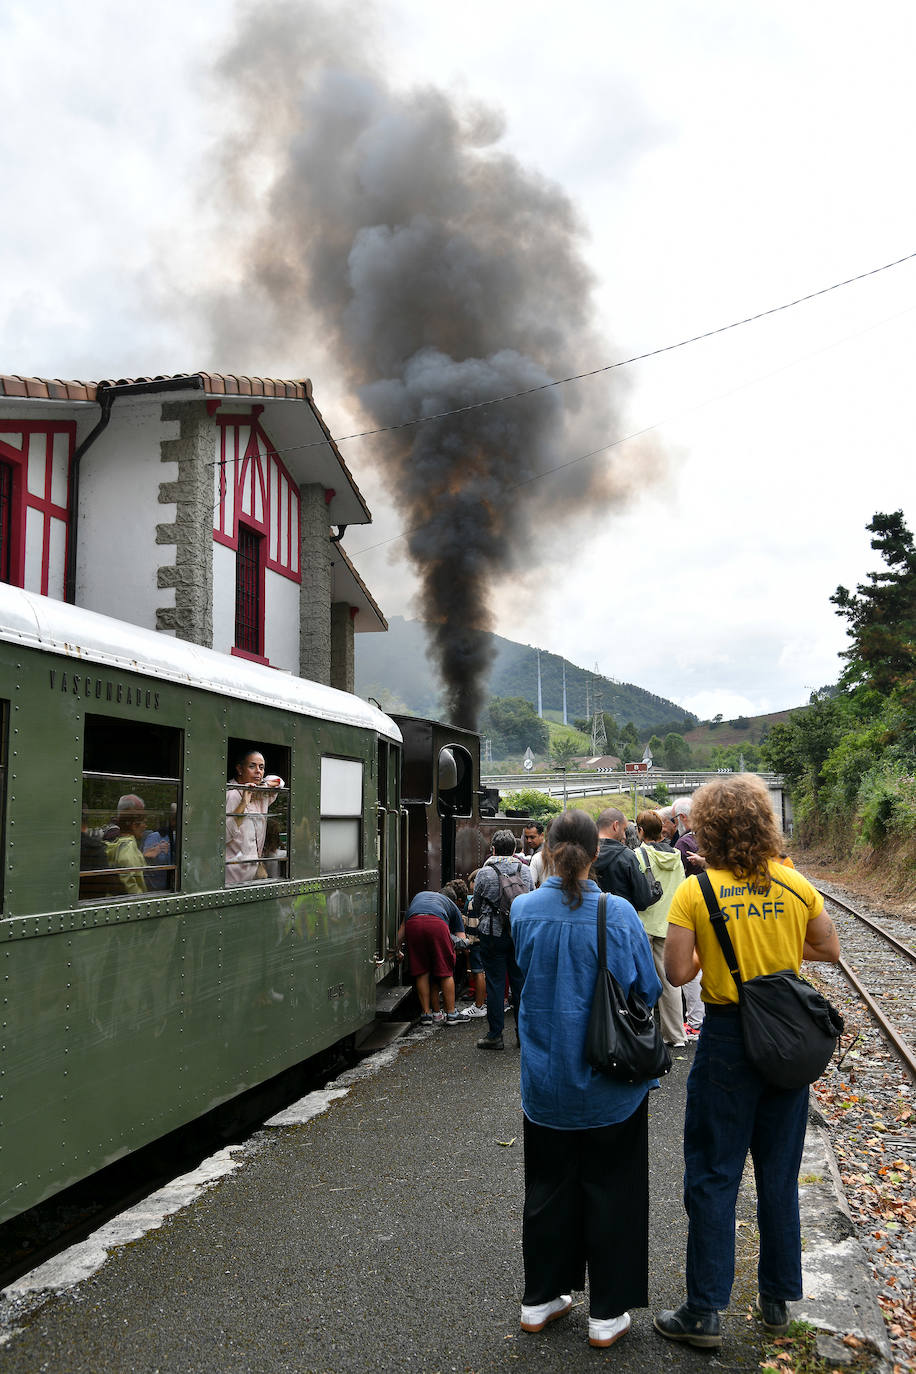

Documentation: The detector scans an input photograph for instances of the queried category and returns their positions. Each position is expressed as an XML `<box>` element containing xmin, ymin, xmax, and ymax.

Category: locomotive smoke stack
<box><xmin>205</xmin><ymin>1</ymin><xmax>660</xmax><ymax>728</ymax></box>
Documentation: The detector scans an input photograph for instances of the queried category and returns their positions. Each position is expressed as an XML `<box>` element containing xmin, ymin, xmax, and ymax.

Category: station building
<box><xmin>0</xmin><ymin>372</ymin><xmax>386</xmax><ymax>691</ymax></box>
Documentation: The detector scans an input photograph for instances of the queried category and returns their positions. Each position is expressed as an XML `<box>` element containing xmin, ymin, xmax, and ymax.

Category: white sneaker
<box><xmin>520</xmin><ymin>1294</ymin><xmax>572</xmax><ymax>1333</ymax></box>
<box><xmin>588</xmin><ymin>1312</ymin><xmax>630</xmax><ymax>1348</ymax></box>
<box><xmin>430</xmin><ymin>1011</ymin><xmax>445</xmax><ymax>1023</ymax></box>
<box><xmin>459</xmin><ymin>1003</ymin><xmax>488</xmax><ymax>1018</ymax></box>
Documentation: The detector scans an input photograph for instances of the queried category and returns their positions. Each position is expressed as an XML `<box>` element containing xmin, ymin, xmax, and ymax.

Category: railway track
<box><xmin>813</xmin><ymin>886</ymin><xmax>916</xmax><ymax>1081</ymax></box>
<box><xmin>806</xmin><ymin>884</ymin><xmax>916</xmax><ymax>1371</ymax></box>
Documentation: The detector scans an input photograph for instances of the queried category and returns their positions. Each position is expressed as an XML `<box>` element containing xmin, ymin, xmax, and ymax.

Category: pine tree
<box><xmin>830</xmin><ymin>511</ymin><xmax>916</xmax><ymax>697</ymax></box>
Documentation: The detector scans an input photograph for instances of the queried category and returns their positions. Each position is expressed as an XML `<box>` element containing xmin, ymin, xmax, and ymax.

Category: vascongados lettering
<box><xmin>49</xmin><ymin>669</ymin><xmax>160</xmax><ymax>711</ymax></box>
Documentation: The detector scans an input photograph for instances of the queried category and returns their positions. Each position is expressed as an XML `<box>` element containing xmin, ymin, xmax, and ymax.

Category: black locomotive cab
<box><xmin>392</xmin><ymin>715</ymin><xmax>489</xmax><ymax>903</ymax></box>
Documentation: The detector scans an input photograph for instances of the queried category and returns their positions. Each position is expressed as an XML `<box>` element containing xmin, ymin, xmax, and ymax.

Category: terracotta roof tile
<box><xmin>0</xmin><ymin>376</ymin><xmax>29</xmax><ymax>398</ymax></box>
<box><xmin>0</xmin><ymin>371</ymin><xmax>316</xmax><ymax>404</ymax></box>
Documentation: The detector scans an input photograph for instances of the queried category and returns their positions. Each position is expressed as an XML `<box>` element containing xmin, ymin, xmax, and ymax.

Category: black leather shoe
<box><xmin>654</xmin><ymin>1303</ymin><xmax>721</xmax><ymax>1348</ymax></box>
<box><xmin>477</xmin><ymin>1034</ymin><xmax>504</xmax><ymax>1051</ymax></box>
<box><xmin>757</xmin><ymin>1294</ymin><xmax>789</xmax><ymax>1335</ymax></box>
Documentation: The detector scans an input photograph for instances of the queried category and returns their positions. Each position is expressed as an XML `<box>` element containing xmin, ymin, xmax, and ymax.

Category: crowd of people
<box><xmin>398</xmin><ymin>776</ymin><xmax>841</xmax><ymax>1353</ymax></box>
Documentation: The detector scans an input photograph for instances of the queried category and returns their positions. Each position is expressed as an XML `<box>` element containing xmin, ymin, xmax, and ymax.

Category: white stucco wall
<box><xmin>211</xmin><ymin>542</ymin><xmax>237</xmax><ymax>657</ymax></box>
<box><xmin>75</xmin><ymin>402</ymin><xmax>180</xmax><ymax>631</ymax></box>
<box><xmin>264</xmin><ymin>569</ymin><xmax>299</xmax><ymax>672</ymax></box>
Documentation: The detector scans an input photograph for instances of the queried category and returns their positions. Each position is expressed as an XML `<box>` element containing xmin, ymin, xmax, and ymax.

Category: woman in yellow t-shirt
<box><xmin>654</xmin><ymin>775</ymin><xmax>839</xmax><ymax>1352</ymax></box>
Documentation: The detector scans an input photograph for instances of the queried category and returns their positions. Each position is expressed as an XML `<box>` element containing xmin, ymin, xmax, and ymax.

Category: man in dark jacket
<box><xmin>594</xmin><ymin>808</ymin><xmax>663</xmax><ymax>910</ymax></box>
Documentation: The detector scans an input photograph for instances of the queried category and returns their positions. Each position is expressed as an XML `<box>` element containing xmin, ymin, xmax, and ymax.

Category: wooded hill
<box><xmin>355</xmin><ymin>616</ymin><xmax>695</xmax><ymax>735</ymax></box>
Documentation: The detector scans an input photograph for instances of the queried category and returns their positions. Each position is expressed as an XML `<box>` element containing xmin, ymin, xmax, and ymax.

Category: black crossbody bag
<box><xmin>697</xmin><ymin>871</ymin><xmax>844</xmax><ymax>1091</ymax></box>
<box><xmin>585</xmin><ymin>894</ymin><xmax>672</xmax><ymax>1082</ymax></box>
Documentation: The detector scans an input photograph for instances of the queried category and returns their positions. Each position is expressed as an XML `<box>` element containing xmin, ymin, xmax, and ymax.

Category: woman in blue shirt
<box><xmin>512</xmin><ymin>809</ymin><xmax>661</xmax><ymax>1350</ymax></box>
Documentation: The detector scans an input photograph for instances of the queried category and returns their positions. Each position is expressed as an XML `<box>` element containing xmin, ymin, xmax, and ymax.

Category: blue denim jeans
<box><xmin>683</xmin><ymin>1008</ymin><xmax>809</xmax><ymax>1312</ymax></box>
<box><xmin>478</xmin><ymin>931</ymin><xmax>524</xmax><ymax>1037</ymax></box>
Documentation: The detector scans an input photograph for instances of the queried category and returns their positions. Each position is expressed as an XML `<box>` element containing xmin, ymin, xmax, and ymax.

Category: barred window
<box><xmin>235</xmin><ymin>524</ymin><xmax>263</xmax><ymax>656</ymax></box>
<box><xmin>225</xmin><ymin>739</ymin><xmax>290</xmax><ymax>886</ymax></box>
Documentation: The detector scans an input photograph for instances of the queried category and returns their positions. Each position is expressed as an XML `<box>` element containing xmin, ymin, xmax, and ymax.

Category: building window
<box><xmin>0</xmin><ymin>424</ymin><xmax>73</xmax><ymax>595</ymax></box>
<box><xmin>235</xmin><ymin>524</ymin><xmax>263</xmax><ymax>656</ymax></box>
<box><xmin>0</xmin><ymin>462</ymin><xmax>12</xmax><ymax>584</ymax></box>
<box><xmin>80</xmin><ymin>715</ymin><xmax>182</xmax><ymax>901</ymax></box>
<box><xmin>320</xmin><ymin>756</ymin><xmax>363</xmax><ymax>875</ymax></box>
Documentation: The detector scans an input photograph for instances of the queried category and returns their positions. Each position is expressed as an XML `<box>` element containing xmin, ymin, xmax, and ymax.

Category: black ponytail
<box><xmin>543</xmin><ymin>809</ymin><xmax>598</xmax><ymax>909</ymax></box>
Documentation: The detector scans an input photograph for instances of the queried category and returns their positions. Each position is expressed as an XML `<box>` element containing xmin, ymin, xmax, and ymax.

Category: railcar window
<box><xmin>319</xmin><ymin>756</ymin><xmax>363</xmax><ymax>875</ymax></box>
<box><xmin>80</xmin><ymin>715</ymin><xmax>182</xmax><ymax>901</ymax></box>
<box><xmin>225</xmin><ymin>739</ymin><xmax>290</xmax><ymax>886</ymax></box>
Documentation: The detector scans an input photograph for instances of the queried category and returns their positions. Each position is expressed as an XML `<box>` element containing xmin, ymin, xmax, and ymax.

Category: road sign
<box><xmin>625</xmin><ymin>761</ymin><xmax>649</xmax><ymax>773</ymax></box>
<box><xmin>523</xmin><ymin>758</ymin><xmax>533</xmax><ymax>771</ymax></box>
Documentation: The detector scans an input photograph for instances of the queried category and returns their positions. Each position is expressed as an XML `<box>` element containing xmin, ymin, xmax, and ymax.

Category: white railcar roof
<box><xmin>0</xmin><ymin>586</ymin><xmax>401</xmax><ymax>744</ymax></box>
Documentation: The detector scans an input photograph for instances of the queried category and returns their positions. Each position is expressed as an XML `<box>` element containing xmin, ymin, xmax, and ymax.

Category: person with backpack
<box><xmin>473</xmin><ymin>829</ymin><xmax>533</xmax><ymax>1051</ymax></box>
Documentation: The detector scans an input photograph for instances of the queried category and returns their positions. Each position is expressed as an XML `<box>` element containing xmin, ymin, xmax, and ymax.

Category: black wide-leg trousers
<box><xmin>522</xmin><ymin>1096</ymin><xmax>649</xmax><ymax>1320</ymax></box>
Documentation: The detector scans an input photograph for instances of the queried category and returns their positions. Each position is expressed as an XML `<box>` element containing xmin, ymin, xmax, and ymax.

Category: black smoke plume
<box><xmin>207</xmin><ymin>0</ymin><xmax>654</xmax><ymax>727</ymax></box>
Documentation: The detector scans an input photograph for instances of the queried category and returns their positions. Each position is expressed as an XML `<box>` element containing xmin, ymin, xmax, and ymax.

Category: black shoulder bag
<box><xmin>585</xmin><ymin>895</ymin><xmax>672</xmax><ymax>1082</ymax></box>
<box><xmin>697</xmin><ymin>872</ymin><xmax>844</xmax><ymax>1091</ymax></box>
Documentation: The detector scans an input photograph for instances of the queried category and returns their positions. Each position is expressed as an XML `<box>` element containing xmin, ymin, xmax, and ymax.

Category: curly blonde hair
<box><xmin>690</xmin><ymin>774</ymin><xmax>781</xmax><ymax>888</ymax></box>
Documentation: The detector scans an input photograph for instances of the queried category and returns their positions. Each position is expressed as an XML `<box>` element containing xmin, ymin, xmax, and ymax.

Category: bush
<box><xmin>500</xmin><ymin>789</ymin><xmax>563</xmax><ymax>821</ymax></box>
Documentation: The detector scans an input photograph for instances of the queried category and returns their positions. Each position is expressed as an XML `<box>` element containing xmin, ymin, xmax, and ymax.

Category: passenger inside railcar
<box><xmin>105</xmin><ymin>794</ymin><xmax>149</xmax><ymax>895</ymax></box>
<box><xmin>225</xmin><ymin>747</ymin><xmax>286</xmax><ymax>885</ymax></box>
<box><xmin>142</xmin><ymin>803</ymin><xmax>176</xmax><ymax>891</ymax></box>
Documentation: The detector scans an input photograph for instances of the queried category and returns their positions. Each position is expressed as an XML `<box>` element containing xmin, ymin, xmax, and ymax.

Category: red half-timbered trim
<box><xmin>0</xmin><ymin>421</ymin><xmax>73</xmax><ymax>595</ymax></box>
<box><xmin>213</xmin><ymin>413</ymin><xmax>301</xmax><ymax>583</ymax></box>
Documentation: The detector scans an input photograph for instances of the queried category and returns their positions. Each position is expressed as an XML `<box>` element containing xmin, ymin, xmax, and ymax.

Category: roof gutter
<box><xmin>64</xmin><ymin>375</ymin><xmax>205</xmax><ymax>604</ymax></box>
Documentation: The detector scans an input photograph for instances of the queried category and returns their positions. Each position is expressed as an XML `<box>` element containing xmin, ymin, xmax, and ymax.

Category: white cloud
<box><xmin>681</xmin><ymin>691</ymin><xmax>762</xmax><ymax>721</ymax></box>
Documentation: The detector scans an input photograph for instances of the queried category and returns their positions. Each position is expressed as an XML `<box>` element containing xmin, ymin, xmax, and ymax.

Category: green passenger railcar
<box><xmin>0</xmin><ymin>585</ymin><xmax>403</xmax><ymax>1225</ymax></box>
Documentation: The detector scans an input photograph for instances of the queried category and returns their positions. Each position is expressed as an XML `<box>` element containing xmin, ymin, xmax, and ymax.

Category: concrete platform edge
<box><xmin>794</xmin><ymin>1109</ymin><xmax>892</xmax><ymax>1371</ymax></box>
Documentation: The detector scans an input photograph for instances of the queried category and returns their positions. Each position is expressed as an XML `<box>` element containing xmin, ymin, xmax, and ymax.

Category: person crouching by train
<box><xmin>511</xmin><ymin>808</ymin><xmax>662</xmax><ymax>1349</ymax></box>
<box><xmin>225</xmin><ymin>749</ymin><xmax>284</xmax><ymax>885</ymax></box>
<box><xmin>430</xmin><ymin>880</ymin><xmax>472</xmax><ymax>1021</ymax></box>
<box><xmin>105</xmin><ymin>794</ymin><xmax>149</xmax><ymax>896</ymax></box>
<box><xmin>473</xmin><ymin>829</ymin><xmax>534</xmax><ymax>1051</ymax></box>
<box><xmin>396</xmin><ymin>890</ymin><xmax>466</xmax><ymax>1026</ymax></box>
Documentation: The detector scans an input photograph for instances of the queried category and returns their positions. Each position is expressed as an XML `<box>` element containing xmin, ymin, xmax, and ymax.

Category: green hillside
<box><xmin>683</xmin><ymin>708</ymin><xmax>802</xmax><ymax>753</ymax></box>
<box><xmin>355</xmin><ymin>617</ymin><xmax>695</xmax><ymax>734</ymax></box>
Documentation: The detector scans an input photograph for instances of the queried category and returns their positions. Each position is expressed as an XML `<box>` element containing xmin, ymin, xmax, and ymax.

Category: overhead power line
<box><xmin>323</xmin><ymin>247</ymin><xmax>916</xmax><ymax>446</ymax></box>
<box><xmin>208</xmin><ymin>245</ymin><xmax>916</xmax><ymax>468</ymax></box>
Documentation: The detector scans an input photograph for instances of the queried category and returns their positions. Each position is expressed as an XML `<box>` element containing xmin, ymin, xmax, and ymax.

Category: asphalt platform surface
<box><xmin>0</xmin><ymin>1019</ymin><xmax>891</xmax><ymax>1373</ymax></box>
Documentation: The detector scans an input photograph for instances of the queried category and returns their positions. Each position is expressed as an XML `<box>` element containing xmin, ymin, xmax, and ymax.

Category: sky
<box><xmin>2</xmin><ymin>0</ymin><xmax>914</xmax><ymax>720</ymax></box>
